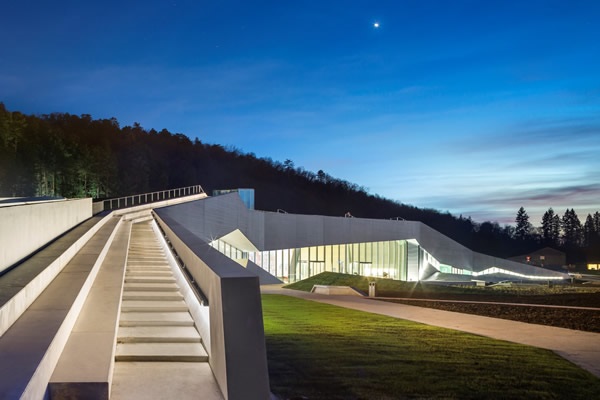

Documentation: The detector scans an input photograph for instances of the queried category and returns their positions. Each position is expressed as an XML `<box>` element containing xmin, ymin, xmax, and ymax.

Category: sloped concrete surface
<box><xmin>49</xmin><ymin>219</ymin><xmax>132</xmax><ymax>400</ymax></box>
<box><xmin>0</xmin><ymin>216</ymin><xmax>121</xmax><ymax>399</ymax></box>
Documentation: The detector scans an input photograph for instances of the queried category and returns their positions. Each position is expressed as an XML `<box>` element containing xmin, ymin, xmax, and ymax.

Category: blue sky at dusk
<box><xmin>2</xmin><ymin>0</ymin><xmax>599</xmax><ymax>224</ymax></box>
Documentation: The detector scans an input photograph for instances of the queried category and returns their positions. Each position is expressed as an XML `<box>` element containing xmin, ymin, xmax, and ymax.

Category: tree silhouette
<box><xmin>515</xmin><ymin>207</ymin><xmax>532</xmax><ymax>240</ymax></box>
<box><xmin>561</xmin><ymin>209</ymin><xmax>583</xmax><ymax>248</ymax></box>
<box><xmin>541</xmin><ymin>208</ymin><xmax>560</xmax><ymax>246</ymax></box>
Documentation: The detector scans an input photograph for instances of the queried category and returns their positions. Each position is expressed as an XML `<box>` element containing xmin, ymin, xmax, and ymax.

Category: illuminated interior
<box><xmin>209</xmin><ymin>231</ymin><xmax>566</xmax><ymax>283</ymax></box>
<box><xmin>210</xmin><ymin>234</ymin><xmax>475</xmax><ymax>283</ymax></box>
<box><xmin>211</xmin><ymin>239</ymin><xmax>410</xmax><ymax>283</ymax></box>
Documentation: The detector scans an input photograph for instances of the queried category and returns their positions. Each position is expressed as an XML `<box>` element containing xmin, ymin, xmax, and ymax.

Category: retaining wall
<box><xmin>0</xmin><ymin>198</ymin><xmax>92</xmax><ymax>274</ymax></box>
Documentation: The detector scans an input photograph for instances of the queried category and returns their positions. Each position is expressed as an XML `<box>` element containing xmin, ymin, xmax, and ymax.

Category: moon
<box><xmin>373</xmin><ymin>22</ymin><xmax>380</xmax><ymax>28</ymax></box>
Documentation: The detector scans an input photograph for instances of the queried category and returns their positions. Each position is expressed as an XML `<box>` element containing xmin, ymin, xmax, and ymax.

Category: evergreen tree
<box><xmin>515</xmin><ymin>207</ymin><xmax>532</xmax><ymax>240</ymax></box>
<box><xmin>552</xmin><ymin>214</ymin><xmax>561</xmax><ymax>244</ymax></box>
<box><xmin>594</xmin><ymin>211</ymin><xmax>600</xmax><ymax>233</ymax></box>
<box><xmin>584</xmin><ymin>214</ymin><xmax>596</xmax><ymax>247</ymax></box>
<box><xmin>541</xmin><ymin>208</ymin><xmax>559</xmax><ymax>245</ymax></box>
<box><xmin>561</xmin><ymin>209</ymin><xmax>583</xmax><ymax>247</ymax></box>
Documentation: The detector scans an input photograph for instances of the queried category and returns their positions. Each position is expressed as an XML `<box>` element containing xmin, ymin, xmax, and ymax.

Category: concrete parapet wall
<box><xmin>0</xmin><ymin>214</ymin><xmax>114</xmax><ymax>338</ymax></box>
<box><xmin>154</xmin><ymin>211</ymin><xmax>270</xmax><ymax>400</ymax></box>
<box><xmin>92</xmin><ymin>201</ymin><xmax>105</xmax><ymax>215</ymax></box>
<box><xmin>0</xmin><ymin>198</ymin><xmax>92</xmax><ymax>274</ymax></box>
<box><xmin>311</xmin><ymin>285</ymin><xmax>364</xmax><ymax>296</ymax></box>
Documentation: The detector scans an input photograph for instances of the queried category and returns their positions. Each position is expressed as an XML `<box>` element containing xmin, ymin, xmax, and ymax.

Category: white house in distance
<box><xmin>153</xmin><ymin>191</ymin><xmax>568</xmax><ymax>284</ymax></box>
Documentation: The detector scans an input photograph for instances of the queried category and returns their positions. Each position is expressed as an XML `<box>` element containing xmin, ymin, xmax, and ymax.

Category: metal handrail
<box><xmin>95</xmin><ymin>185</ymin><xmax>204</xmax><ymax>211</ymax></box>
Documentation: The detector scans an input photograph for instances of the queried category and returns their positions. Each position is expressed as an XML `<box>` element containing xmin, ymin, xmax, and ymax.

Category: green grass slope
<box><xmin>263</xmin><ymin>294</ymin><xmax>600</xmax><ymax>399</ymax></box>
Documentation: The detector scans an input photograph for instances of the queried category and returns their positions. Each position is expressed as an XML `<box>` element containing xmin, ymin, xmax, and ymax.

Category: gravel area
<box><xmin>378</xmin><ymin>298</ymin><xmax>600</xmax><ymax>333</ymax></box>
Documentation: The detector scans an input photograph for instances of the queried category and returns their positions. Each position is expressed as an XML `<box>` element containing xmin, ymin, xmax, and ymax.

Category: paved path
<box><xmin>261</xmin><ymin>285</ymin><xmax>600</xmax><ymax>379</ymax></box>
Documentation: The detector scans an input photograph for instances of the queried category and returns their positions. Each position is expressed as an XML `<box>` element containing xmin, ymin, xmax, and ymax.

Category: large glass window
<box><xmin>210</xmin><ymin>237</ymin><xmax>436</xmax><ymax>283</ymax></box>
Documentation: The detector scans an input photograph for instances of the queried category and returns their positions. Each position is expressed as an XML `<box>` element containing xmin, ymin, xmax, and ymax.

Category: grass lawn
<box><xmin>284</xmin><ymin>272</ymin><xmax>600</xmax><ymax>305</ymax></box>
<box><xmin>262</xmin><ymin>294</ymin><xmax>600</xmax><ymax>400</ymax></box>
<box><xmin>282</xmin><ymin>272</ymin><xmax>600</xmax><ymax>332</ymax></box>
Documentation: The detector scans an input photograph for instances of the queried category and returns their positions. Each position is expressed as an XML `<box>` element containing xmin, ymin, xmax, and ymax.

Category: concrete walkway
<box><xmin>261</xmin><ymin>285</ymin><xmax>600</xmax><ymax>379</ymax></box>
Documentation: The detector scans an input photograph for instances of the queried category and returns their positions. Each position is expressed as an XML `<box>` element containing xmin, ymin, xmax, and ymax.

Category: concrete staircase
<box><xmin>116</xmin><ymin>221</ymin><xmax>208</xmax><ymax>362</ymax></box>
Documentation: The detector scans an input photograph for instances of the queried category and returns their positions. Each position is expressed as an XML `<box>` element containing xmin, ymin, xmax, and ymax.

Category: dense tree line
<box><xmin>515</xmin><ymin>206</ymin><xmax>600</xmax><ymax>265</ymax></box>
<box><xmin>1</xmin><ymin>104</ymin><xmax>597</xmax><ymax>266</ymax></box>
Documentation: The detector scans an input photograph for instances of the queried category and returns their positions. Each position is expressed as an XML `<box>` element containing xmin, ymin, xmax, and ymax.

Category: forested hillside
<box><xmin>1</xmin><ymin>104</ymin><xmax>597</xmax><ymax>265</ymax></box>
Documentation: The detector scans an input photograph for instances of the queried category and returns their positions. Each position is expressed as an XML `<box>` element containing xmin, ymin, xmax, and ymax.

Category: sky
<box><xmin>2</xmin><ymin>0</ymin><xmax>600</xmax><ymax>225</ymax></box>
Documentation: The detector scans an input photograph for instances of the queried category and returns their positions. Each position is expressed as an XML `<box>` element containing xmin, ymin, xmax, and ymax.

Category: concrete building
<box><xmin>158</xmin><ymin>192</ymin><xmax>569</xmax><ymax>284</ymax></box>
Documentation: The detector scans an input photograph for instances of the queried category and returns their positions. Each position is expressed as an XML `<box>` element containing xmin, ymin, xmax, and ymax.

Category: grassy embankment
<box><xmin>283</xmin><ymin>272</ymin><xmax>600</xmax><ymax>332</ymax></box>
<box><xmin>284</xmin><ymin>272</ymin><xmax>600</xmax><ymax>301</ymax></box>
<box><xmin>263</xmin><ymin>294</ymin><xmax>600</xmax><ymax>399</ymax></box>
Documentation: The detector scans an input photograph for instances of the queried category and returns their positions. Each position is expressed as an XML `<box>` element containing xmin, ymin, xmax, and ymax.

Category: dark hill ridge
<box><xmin>0</xmin><ymin>103</ymin><xmax>595</xmax><ymax>264</ymax></box>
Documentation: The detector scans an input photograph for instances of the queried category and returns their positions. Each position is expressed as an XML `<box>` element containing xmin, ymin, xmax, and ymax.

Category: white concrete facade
<box><xmin>156</xmin><ymin>193</ymin><xmax>568</xmax><ymax>284</ymax></box>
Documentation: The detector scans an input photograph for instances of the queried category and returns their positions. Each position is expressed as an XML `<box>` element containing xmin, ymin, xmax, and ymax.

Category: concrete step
<box><xmin>127</xmin><ymin>255</ymin><xmax>165</xmax><ymax>260</ymax></box>
<box><xmin>122</xmin><ymin>291</ymin><xmax>184</xmax><ymax>301</ymax></box>
<box><xmin>127</xmin><ymin>259</ymin><xmax>168</xmax><ymax>264</ymax></box>
<box><xmin>115</xmin><ymin>342</ymin><xmax>208</xmax><ymax>362</ymax></box>
<box><xmin>126</xmin><ymin>270</ymin><xmax>172</xmax><ymax>276</ymax></box>
<box><xmin>125</xmin><ymin>276</ymin><xmax>176</xmax><ymax>284</ymax></box>
<box><xmin>128</xmin><ymin>248</ymin><xmax>163</xmax><ymax>252</ymax></box>
<box><xmin>128</xmin><ymin>248</ymin><xmax>162</xmax><ymax>252</ymax></box>
<box><xmin>124</xmin><ymin>283</ymin><xmax>180</xmax><ymax>292</ymax></box>
<box><xmin>127</xmin><ymin>264</ymin><xmax>170</xmax><ymax>268</ymax></box>
<box><xmin>120</xmin><ymin>312</ymin><xmax>194</xmax><ymax>327</ymax></box>
<box><xmin>126</xmin><ymin>267</ymin><xmax>171</xmax><ymax>273</ymax></box>
<box><xmin>121</xmin><ymin>300</ymin><xmax>188</xmax><ymax>312</ymax></box>
<box><xmin>117</xmin><ymin>326</ymin><xmax>201</xmax><ymax>343</ymax></box>
<box><xmin>127</xmin><ymin>263</ymin><xmax>171</xmax><ymax>268</ymax></box>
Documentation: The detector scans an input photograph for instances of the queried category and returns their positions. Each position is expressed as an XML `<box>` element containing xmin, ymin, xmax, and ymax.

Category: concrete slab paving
<box><xmin>261</xmin><ymin>285</ymin><xmax>600</xmax><ymax>378</ymax></box>
<box><xmin>111</xmin><ymin>362</ymin><xmax>223</xmax><ymax>400</ymax></box>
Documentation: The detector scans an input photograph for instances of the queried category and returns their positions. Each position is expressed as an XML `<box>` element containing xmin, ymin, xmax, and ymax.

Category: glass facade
<box><xmin>210</xmin><ymin>238</ymin><xmax>421</xmax><ymax>283</ymax></box>
<box><xmin>209</xmin><ymin>235</ymin><xmax>560</xmax><ymax>282</ymax></box>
